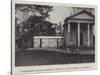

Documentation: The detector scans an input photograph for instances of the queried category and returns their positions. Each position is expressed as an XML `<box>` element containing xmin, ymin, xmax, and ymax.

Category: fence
<box><xmin>33</xmin><ymin>36</ymin><xmax>63</xmax><ymax>48</ymax></box>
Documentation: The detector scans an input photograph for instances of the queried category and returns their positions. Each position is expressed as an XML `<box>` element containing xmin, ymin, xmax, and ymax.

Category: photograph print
<box><xmin>12</xmin><ymin>0</ymin><xmax>96</xmax><ymax>74</ymax></box>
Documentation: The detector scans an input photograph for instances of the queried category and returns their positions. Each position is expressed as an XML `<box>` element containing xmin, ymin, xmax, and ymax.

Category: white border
<box><xmin>12</xmin><ymin>0</ymin><xmax>97</xmax><ymax>75</ymax></box>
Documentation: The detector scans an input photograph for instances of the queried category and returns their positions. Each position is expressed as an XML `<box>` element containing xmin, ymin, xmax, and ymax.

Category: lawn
<box><xmin>15</xmin><ymin>49</ymin><xmax>95</xmax><ymax>66</ymax></box>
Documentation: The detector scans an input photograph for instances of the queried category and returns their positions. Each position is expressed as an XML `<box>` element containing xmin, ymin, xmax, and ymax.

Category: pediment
<box><xmin>72</xmin><ymin>13</ymin><xmax>94</xmax><ymax>20</ymax></box>
<box><xmin>65</xmin><ymin>10</ymin><xmax>94</xmax><ymax>22</ymax></box>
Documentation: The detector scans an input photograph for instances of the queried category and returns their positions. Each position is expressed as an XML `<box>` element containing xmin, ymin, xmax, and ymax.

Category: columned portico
<box><xmin>64</xmin><ymin>10</ymin><xmax>95</xmax><ymax>48</ymax></box>
<box><xmin>64</xmin><ymin>22</ymin><xmax>93</xmax><ymax>47</ymax></box>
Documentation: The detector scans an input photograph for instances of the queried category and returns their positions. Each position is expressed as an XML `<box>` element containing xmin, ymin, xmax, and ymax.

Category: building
<box><xmin>63</xmin><ymin>10</ymin><xmax>95</xmax><ymax>48</ymax></box>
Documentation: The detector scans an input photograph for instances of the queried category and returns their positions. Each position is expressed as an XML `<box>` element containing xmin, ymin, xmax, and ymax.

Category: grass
<box><xmin>15</xmin><ymin>49</ymin><xmax>95</xmax><ymax>66</ymax></box>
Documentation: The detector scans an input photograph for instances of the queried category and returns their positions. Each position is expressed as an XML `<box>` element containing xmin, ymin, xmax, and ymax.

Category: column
<box><xmin>64</xmin><ymin>23</ymin><xmax>67</xmax><ymax>48</ymax></box>
<box><xmin>68</xmin><ymin>23</ymin><xmax>70</xmax><ymax>45</ymax></box>
<box><xmin>88</xmin><ymin>23</ymin><xmax>90</xmax><ymax>46</ymax></box>
<box><xmin>78</xmin><ymin>23</ymin><xmax>80</xmax><ymax>46</ymax></box>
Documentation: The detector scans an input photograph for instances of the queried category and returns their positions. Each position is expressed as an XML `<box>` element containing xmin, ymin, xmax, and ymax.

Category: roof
<box><xmin>64</xmin><ymin>10</ymin><xmax>95</xmax><ymax>22</ymax></box>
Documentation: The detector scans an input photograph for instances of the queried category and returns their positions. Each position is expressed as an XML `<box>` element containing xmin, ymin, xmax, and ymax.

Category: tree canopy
<box><xmin>15</xmin><ymin>4</ymin><xmax>55</xmax><ymax>50</ymax></box>
<box><xmin>71</xmin><ymin>7</ymin><xmax>94</xmax><ymax>15</ymax></box>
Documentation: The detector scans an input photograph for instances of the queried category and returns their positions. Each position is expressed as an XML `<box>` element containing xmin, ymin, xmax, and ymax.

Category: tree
<box><xmin>71</xmin><ymin>7</ymin><xmax>94</xmax><ymax>15</ymax></box>
<box><xmin>15</xmin><ymin>4</ymin><xmax>54</xmax><ymax>50</ymax></box>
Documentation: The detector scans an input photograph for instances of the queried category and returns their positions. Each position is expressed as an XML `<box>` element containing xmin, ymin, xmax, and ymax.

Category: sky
<box><xmin>16</xmin><ymin>6</ymin><xmax>73</xmax><ymax>24</ymax></box>
<box><xmin>49</xmin><ymin>6</ymin><xmax>72</xmax><ymax>24</ymax></box>
<box><xmin>16</xmin><ymin>4</ymin><xmax>94</xmax><ymax>25</ymax></box>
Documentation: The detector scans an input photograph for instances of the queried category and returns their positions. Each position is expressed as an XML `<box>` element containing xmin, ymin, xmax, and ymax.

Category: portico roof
<box><xmin>64</xmin><ymin>10</ymin><xmax>95</xmax><ymax>22</ymax></box>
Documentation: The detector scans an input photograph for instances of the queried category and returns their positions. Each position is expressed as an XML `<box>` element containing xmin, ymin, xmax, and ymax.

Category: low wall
<box><xmin>33</xmin><ymin>36</ymin><xmax>63</xmax><ymax>48</ymax></box>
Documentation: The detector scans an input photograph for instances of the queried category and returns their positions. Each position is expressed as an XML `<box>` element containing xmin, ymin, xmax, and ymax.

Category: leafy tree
<box><xmin>15</xmin><ymin>4</ymin><xmax>54</xmax><ymax>50</ymax></box>
<box><xmin>71</xmin><ymin>7</ymin><xmax>94</xmax><ymax>15</ymax></box>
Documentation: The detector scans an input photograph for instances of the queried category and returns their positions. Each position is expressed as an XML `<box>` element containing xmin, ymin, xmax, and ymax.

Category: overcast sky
<box><xmin>16</xmin><ymin>6</ymin><xmax>73</xmax><ymax>24</ymax></box>
<box><xmin>49</xmin><ymin>6</ymin><xmax>73</xmax><ymax>24</ymax></box>
<box><xmin>16</xmin><ymin>4</ymin><xmax>94</xmax><ymax>25</ymax></box>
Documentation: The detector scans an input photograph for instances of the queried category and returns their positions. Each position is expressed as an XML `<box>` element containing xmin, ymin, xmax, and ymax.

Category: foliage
<box><xmin>15</xmin><ymin>4</ymin><xmax>55</xmax><ymax>50</ymax></box>
<box><xmin>71</xmin><ymin>7</ymin><xmax>94</xmax><ymax>15</ymax></box>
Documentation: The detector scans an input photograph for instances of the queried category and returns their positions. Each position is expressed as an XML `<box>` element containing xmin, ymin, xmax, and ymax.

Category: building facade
<box><xmin>63</xmin><ymin>10</ymin><xmax>95</xmax><ymax>48</ymax></box>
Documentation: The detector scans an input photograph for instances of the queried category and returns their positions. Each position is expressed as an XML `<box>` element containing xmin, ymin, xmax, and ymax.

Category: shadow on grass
<box><xmin>15</xmin><ymin>50</ymin><xmax>95</xmax><ymax>66</ymax></box>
